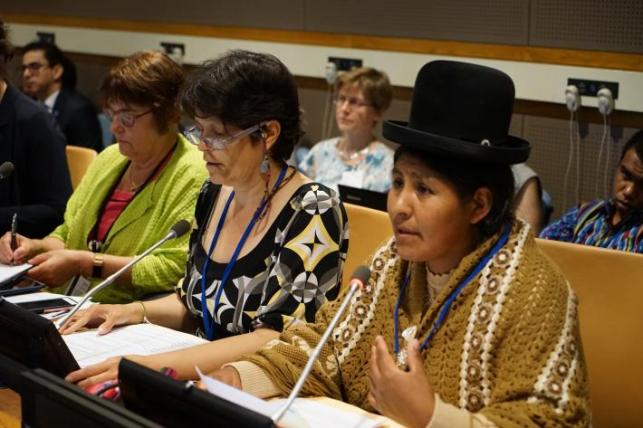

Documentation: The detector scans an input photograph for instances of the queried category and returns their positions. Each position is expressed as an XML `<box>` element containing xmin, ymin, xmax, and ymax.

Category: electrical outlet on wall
<box><xmin>36</xmin><ymin>32</ymin><xmax>55</xmax><ymax>44</ymax></box>
<box><xmin>328</xmin><ymin>56</ymin><xmax>363</xmax><ymax>72</ymax></box>
<box><xmin>160</xmin><ymin>42</ymin><xmax>185</xmax><ymax>64</ymax></box>
<box><xmin>567</xmin><ymin>78</ymin><xmax>619</xmax><ymax>99</ymax></box>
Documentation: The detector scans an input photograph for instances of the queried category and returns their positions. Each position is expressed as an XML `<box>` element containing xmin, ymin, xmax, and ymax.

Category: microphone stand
<box><xmin>55</xmin><ymin>229</ymin><xmax>178</xmax><ymax>329</ymax></box>
<box><xmin>271</xmin><ymin>281</ymin><xmax>361</xmax><ymax>424</ymax></box>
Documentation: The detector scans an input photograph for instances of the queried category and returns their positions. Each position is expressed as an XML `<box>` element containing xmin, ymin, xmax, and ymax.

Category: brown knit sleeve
<box><xmin>239</xmin><ymin>282</ymin><xmax>352</xmax><ymax>400</ymax></box>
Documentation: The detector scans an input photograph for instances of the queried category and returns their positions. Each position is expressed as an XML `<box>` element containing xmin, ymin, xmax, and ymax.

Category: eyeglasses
<box><xmin>333</xmin><ymin>94</ymin><xmax>372</xmax><ymax>109</ymax></box>
<box><xmin>21</xmin><ymin>62</ymin><xmax>49</xmax><ymax>74</ymax></box>
<box><xmin>104</xmin><ymin>109</ymin><xmax>153</xmax><ymax>128</ymax></box>
<box><xmin>184</xmin><ymin>123</ymin><xmax>263</xmax><ymax>150</ymax></box>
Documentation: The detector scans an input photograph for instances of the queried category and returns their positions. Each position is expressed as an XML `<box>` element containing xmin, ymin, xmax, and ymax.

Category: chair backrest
<box><xmin>65</xmin><ymin>145</ymin><xmax>97</xmax><ymax>190</ymax></box>
<box><xmin>536</xmin><ymin>238</ymin><xmax>643</xmax><ymax>428</ymax></box>
<box><xmin>342</xmin><ymin>203</ymin><xmax>393</xmax><ymax>284</ymax></box>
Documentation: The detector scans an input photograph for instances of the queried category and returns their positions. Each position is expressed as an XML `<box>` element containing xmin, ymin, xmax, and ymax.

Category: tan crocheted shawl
<box><xmin>243</xmin><ymin>221</ymin><xmax>590</xmax><ymax>426</ymax></box>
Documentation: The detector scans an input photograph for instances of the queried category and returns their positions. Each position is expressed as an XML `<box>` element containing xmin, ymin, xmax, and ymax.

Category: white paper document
<box><xmin>196</xmin><ymin>368</ymin><xmax>382</xmax><ymax>428</ymax></box>
<box><xmin>5</xmin><ymin>291</ymin><xmax>81</xmax><ymax>304</ymax></box>
<box><xmin>63</xmin><ymin>323</ymin><xmax>208</xmax><ymax>367</ymax></box>
<box><xmin>0</xmin><ymin>262</ymin><xmax>31</xmax><ymax>285</ymax></box>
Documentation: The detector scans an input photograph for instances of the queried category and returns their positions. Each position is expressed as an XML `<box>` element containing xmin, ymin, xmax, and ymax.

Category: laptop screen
<box><xmin>337</xmin><ymin>184</ymin><xmax>388</xmax><ymax>212</ymax></box>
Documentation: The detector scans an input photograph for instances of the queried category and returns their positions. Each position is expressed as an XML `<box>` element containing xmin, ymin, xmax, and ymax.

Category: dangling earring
<box><xmin>259</xmin><ymin>130</ymin><xmax>269</xmax><ymax>175</ymax></box>
<box><xmin>260</xmin><ymin>153</ymin><xmax>270</xmax><ymax>174</ymax></box>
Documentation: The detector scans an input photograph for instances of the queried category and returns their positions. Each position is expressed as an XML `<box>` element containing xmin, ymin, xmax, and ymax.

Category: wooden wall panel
<box><xmin>1</xmin><ymin>0</ymin><xmax>305</xmax><ymax>30</ymax></box>
<box><xmin>7</xmin><ymin>1</ymin><xmax>643</xmax><ymax>55</ymax></box>
<box><xmin>304</xmin><ymin>0</ymin><xmax>529</xmax><ymax>45</ymax></box>
<box><xmin>530</xmin><ymin>0</ymin><xmax>643</xmax><ymax>53</ymax></box>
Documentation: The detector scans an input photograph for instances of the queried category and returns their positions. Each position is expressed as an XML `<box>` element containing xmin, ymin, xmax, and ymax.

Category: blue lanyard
<box><xmin>393</xmin><ymin>223</ymin><xmax>511</xmax><ymax>355</ymax></box>
<box><xmin>200</xmin><ymin>165</ymin><xmax>288</xmax><ymax>340</ymax></box>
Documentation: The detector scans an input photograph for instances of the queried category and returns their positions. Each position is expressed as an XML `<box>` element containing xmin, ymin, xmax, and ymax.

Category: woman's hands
<box><xmin>65</xmin><ymin>355</ymin><xmax>147</xmax><ymax>389</ymax></box>
<box><xmin>0</xmin><ymin>232</ymin><xmax>40</xmax><ymax>264</ymax></box>
<box><xmin>27</xmin><ymin>249</ymin><xmax>92</xmax><ymax>286</ymax></box>
<box><xmin>368</xmin><ymin>336</ymin><xmax>435</xmax><ymax>428</ymax></box>
<box><xmin>59</xmin><ymin>302</ymin><xmax>144</xmax><ymax>335</ymax></box>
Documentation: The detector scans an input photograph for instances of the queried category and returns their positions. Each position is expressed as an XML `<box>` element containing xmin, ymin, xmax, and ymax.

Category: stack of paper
<box><xmin>63</xmin><ymin>324</ymin><xmax>208</xmax><ymax>367</ymax></box>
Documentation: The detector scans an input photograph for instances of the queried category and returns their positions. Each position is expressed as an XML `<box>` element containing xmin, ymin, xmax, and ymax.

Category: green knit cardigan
<box><xmin>49</xmin><ymin>135</ymin><xmax>207</xmax><ymax>303</ymax></box>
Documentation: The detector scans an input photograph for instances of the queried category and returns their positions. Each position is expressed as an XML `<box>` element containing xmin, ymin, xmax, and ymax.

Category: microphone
<box><xmin>56</xmin><ymin>219</ymin><xmax>191</xmax><ymax>328</ymax></box>
<box><xmin>271</xmin><ymin>265</ymin><xmax>371</xmax><ymax>423</ymax></box>
<box><xmin>0</xmin><ymin>161</ymin><xmax>14</xmax><ymax>180</ymax></box>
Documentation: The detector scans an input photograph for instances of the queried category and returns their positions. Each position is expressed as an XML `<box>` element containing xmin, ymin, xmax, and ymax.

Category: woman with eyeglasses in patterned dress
<box><xmin>0</xmin><ymin>51</ymin><xmax>207</xmax><ymax>303</ymax></box>
<box><xmin>60</xmin><ymin>50</ymin><xmax>349</xmax><ymax>391</ymax></box>
<box><xmin>299</xmin><ymin>67</ymin><xmax>394</xmax><ymax>193</ymax></box>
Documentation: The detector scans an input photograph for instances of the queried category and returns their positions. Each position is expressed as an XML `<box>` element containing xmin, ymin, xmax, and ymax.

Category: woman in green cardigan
<box><xmin>0</xmin><ymin>51</ymin><xmax>207</xmax><ymax>303</ymax></box>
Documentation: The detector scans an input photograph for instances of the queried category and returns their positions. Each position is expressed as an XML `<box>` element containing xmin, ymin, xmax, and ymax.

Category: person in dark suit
<box><xmin>21</xmin><ymin>41</ymin><xmax>103</xmax><ymax>152</ymax></box>
<box><xmin>0</xmin><ymin>21</ymin><xmax>72</xmax><ymax>238</ymax></box>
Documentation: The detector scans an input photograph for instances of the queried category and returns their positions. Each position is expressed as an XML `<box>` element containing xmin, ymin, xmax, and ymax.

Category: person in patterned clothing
<box><xmin>213</xmin><ymin>61</ymin><xmax>590</xmax><ymax>427</ymax></box>
<box><xmin>62</xmin><ymin>50</ymin><xmax>349</xmax><ymax>388</ymax></box>
<box><xmin>541</xmin><ymin>129</ymin><xmax>643</xmax><ymax>253</ymax></box>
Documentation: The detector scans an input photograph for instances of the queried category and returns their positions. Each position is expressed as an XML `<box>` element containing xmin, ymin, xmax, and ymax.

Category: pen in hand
<box><xmin>9</xmin><ymin>213</ymin><xmax>18</xmax><ymax>264</ymax></box>
<box><xmin>10</xmin><ymin>213</ymin><xmax>18</xmax><ymax>261</ymax></box>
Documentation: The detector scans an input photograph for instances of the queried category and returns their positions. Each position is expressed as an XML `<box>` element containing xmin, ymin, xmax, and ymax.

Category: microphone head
<box><xmin>350</xmin><ymin>265</ymin><xmax>371</xmax><ymax>285</ymax></box>
<box><xmin>170</xmin><ymin>219</ymin><xmax>191</xmax><ymax>238</ymax></box>
<box><xmin>0</xmin><ymin>161</ymin><xmax>15</xmax><ymax>179</ymax></box>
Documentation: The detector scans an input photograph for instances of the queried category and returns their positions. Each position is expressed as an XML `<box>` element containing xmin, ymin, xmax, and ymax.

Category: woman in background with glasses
<box><xmin>299</xmin><ymin>67</ymin><xmax>394</xmax><ymax>192</ymax></box>
<box><xmin>0</xmin><ymin>51</ymin><xmax>207</xmax><ymax>303</ymax></box>
<box><xmin>60</xmin><ymin>50</ymin><xmax>348</xmax><ymax>389</ymax></box>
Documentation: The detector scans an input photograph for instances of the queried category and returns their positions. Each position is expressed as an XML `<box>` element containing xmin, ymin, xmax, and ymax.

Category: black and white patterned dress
<box><xmin>177</xmin><ymin>181</ymin><xmax>349</xmax><ymax>340</ymax></box>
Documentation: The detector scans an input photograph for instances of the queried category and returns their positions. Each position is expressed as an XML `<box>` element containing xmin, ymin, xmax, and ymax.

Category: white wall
<box><xmin>9</xmin><ymin>22</ymin><xmax>643</xmax><ymax>112</ymax></box>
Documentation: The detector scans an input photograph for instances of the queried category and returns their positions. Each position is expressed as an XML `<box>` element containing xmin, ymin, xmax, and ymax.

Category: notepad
<box><xmin>0</xmin><ymin>262</ymin><xmax>32</xmax><ymax>286</ymax></box>
<box><xmin>63</xmin><ymin>323</ymin><xmax>208</xmax><ymax>368</ymax></box>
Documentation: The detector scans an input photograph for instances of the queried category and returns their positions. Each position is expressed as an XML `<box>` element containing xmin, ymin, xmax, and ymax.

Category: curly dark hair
<box><xmin>621</xmin><ymin>129</ymin><xmax>643</xmax><ymax>163</ymax></box>
<box><xmin>394</xmin><ymin>146</ymin><xmax>515</xmax><ymax>240</ymax></box>
<box><xmin>180</xmin><ymin>50</ymin><xmax>302</xmax><ymax>162</ymax></box>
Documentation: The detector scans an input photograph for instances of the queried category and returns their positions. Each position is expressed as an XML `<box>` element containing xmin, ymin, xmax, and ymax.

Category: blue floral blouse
<box><xmin>298</xmin><ymin>138</ymin><xmax>394</xmax><ymax>193</ymax></box>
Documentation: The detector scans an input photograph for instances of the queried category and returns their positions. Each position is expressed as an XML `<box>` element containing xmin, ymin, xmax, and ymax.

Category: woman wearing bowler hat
<box><xmin>212</xmin><ymin>60</ymin><xmax>590</xmax><ymax>427</ymax></box>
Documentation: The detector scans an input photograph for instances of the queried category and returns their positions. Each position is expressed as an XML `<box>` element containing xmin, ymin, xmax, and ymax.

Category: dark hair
<box><xmin>620</xmin><ymin>129</ymin><xmax>643</xmax><ymax>162</ymax></box>
<box><xmin>394</xmin><ymin>147</ymin><xmax>515</xmax><ymax>240</ymax></box>
<box><xmin>23</xmin><ymin>41</ymin><xmax>65</xmax><ymax>67</ymax></box>
<box><xmin>0</xmin><ymin>20</ymin><xmax>12</xmax><ymax>75</ymax></box>
<box><xmin>60</xmin><ymin>55</ymin><xmax>77</xmax><ymax>89</ymax></box>
<box><xmin>336</xmin><ymin>67</ymin><xmax>392</xmax><ymax>113</ymax></box>
<box><xmin>180</xmin><ymin>50</ymin><xmax>302</xmax><ymax>162</ymax></box>
<box><xmin>101</xmin><ymin>51</ymin><xmax>184</xmax><ymax>134</ymax></box>
<box><xmin>22</xmin><ymin>41</ymin><xmax>77</xmax><ymax>88</ymax></box>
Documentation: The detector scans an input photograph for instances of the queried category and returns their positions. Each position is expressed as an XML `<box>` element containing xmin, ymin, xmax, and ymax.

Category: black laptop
<box><xmin>337</xmin><ymin>184</ymin><xmax>387</xmax><ymax>211</ymax></box>
<box><xmin>119</xmin><ymin>359</ymin><xmax>275</xmax><ymax>428</ymax></box>
<box><xmin>0</xmin><ymin>297</ymin><xmax>79</xmax><ymax>377</ymax></box>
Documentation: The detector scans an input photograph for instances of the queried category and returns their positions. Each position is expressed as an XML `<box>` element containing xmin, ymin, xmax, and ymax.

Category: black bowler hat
<box><xmin>383</xmin><ymin>60</ymin><xmax>530</xmax><ymax>164</ymax></box>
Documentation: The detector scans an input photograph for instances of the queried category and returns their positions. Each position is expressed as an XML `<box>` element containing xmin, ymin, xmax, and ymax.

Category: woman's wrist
<box><xmin>79</xmin><ymin>250</ymin><xmax>95</xmax><ymax>278</ymax></box>
<box><xmin>135</xmin><ymin>301</ymin><xmax>150</xmax><ymax>324</ymax></box>
<box><xmin>28</xmin><ymin>238</ymin><xmax>47</xmax><ymax>259</ymax></box>
<box><xmin>126</xmin><ymin>302</ymin><xmax>147</xmax><ymax>325</ymax></box>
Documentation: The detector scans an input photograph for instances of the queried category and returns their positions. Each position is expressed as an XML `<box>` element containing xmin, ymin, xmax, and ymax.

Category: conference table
<box><xmin>0</xmin><ymin>387</ymin><xmax>402</xmax><ymax>427</ymax></box>
<box><xmin>0</xmin><ymin>292</ymin><xmax>403</xmax><ymax>427</ymax></box>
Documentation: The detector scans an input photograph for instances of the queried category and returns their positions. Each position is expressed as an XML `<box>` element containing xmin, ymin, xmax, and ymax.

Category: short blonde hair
<box><xmin>336</xmin><ymin>67</ymin><xmax>392</xmax><ymax>113</ymax></box>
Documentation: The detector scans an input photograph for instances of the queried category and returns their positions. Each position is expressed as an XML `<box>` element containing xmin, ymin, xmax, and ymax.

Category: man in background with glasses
<box><xmin>21</xmin><ymin>41</ymin><xmax>102</xmax><ymax>152</ymax></box>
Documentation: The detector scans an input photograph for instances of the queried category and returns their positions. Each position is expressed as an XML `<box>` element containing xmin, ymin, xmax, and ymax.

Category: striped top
<box><xmin>540</xmin><ymin>199</ymin><xmax>643</xmax><ymax>253</ymax></box>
